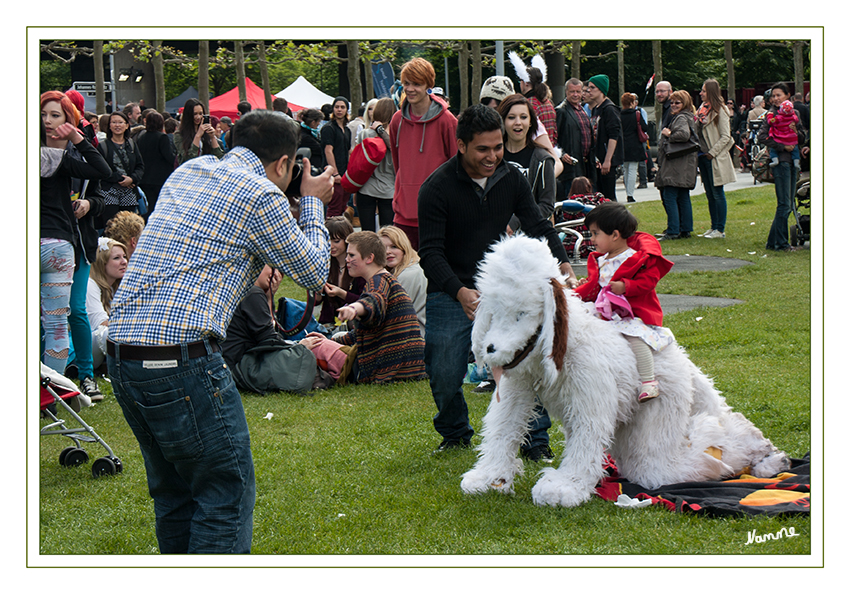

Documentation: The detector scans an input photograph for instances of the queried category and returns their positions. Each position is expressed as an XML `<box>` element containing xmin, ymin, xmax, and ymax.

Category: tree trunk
<box><xmin>459</xmin><ymin>42</ymin><xmax>469</xmax><ymax>111</ymax></box>
<box><xmin>235</xmin><ymin>42</ymin><xmax>246</xmax><ymax>103</ymax></box>
<box><xmin>793</xmin><ymin>41</ymin><xmax>805</xmax><ymax>97</ymax></box>
<box><xmin>364</xmin><ymin>59</ymin><xmax>374</xmax><ymax>101</ymax></box>
<box><xmin>617</xmin><ymin>41</ymin><xmax>625</xmax><ymax>99</ymax></box>
<box><xmin>258</xmin><ymin>41</ymin><xmax>273</xmax><ymax>109</ymax></box>
<box><xmin>152</xmin><ymin>40</ymin><xmax>165</xmax><ymax>112</ymax></box>
<box><xmin>725</xmin><ymin>40</ymin><xmax>735</xmax><ymax>105</ymax></box>
<box><xmin>93</xmin><ymin>41</ymin><xmax>105</xmax><ymax>114</ymax></box>
<box><xmin>652</xmin><ymin>40</ymin><xmax>663</xmax><ymax>129</ymax></box>
<box><xmin>346</xmin><ymin>40</ymin><xmax>362</xmax><ymax>112</ymax></box>
<box><xmin>571</xmin><ymin>41</ymin><xmax>581</xmax><ymax>79</ymax></box>
<box><xmin>471</xmin><ymin>40</ymin><xmax>482</xmax><ymax>107</ymax></box>
<box><xmin>198</xmin><ymin>41</ymin><xmax>210</xmax><ymax>112</ymax></box>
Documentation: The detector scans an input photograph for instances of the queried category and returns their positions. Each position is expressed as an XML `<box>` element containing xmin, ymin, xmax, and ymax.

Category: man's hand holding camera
<box><xmin>298</xmin><ymin>157</ymin><xmax>335</xmax><ymax>205</ymax></box>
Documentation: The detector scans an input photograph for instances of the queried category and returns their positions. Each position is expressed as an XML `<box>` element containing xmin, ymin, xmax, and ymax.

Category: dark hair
<box><xmin>106</xmin><ymin>110</ymin><xmax>130</xmax><ymax>139</ymax></box>
<box><xmin>772</xmin><ymin>82</ymin><xmax>790</xmax><ymax>98</ymax></box>
<box><xmin>237</xmin><ymin>101</ymin><xmax>252</xmax><ymax>115</ymax></box>
<box><xmin>179</xmin><ymin>98</ymin><xmax>209</xmax><ymax>155</ymax></box>
<box><xmin>145</xmin><ymin>110</ymin><xmax>164</xmax><ymax>133</ymax></box>
<box><xmin>164</xmin><ymin>118</ymin><xmax>178</xmax><ymax>134</ymax></box>
<box><xmin>568</xmin><ymin>176</ymin><xmax>593</xmax><ymax>197</ymax></box>
<box><xmin>496</xmin><ymin>94</ymin><xmax>538</xmax><ymax>148</ymax></box>
<box><xmin>325</xmin><ymin>215</ymin><xmax>354</xmax><ymax>241</ymax></box>
<box><xmin>321</xmin><ymin>104</ymin><xmax>333</xmax><ymax>120</ymax></box>
<box><xmin>524</xmin><ymin>67</ymin><xmax>549</xmax><ymax>103</ymax></box>
<box><xmin>272</xmin><ymin>97</ymin><xmax>288</xmax><ymax>112</ymax></box>
<box><xmin>231</xmin><ymin>110</ymin><xmax>299</xmax><ymax>166</ymax></box>
<box><xmin>300</xmin><ymin>108</ymin><xmax>323</xmax><ymax>127</ymax></box>
<box><xmin>332</xmin><ymin>96</ymin><xmax>350</xmax><ymax>124</ymax></box>
<box><xmin>456</xmin><ymin>103</ymin><xmax>503</xmax><ymax>144</ymax></box>
<box><xmin>583</xmin><ymin>202</ymin><xmax>638</xmax><ymax>238</ymax></box>
<box><xmin>122</xmin><ymin>102</ymin><xmax>139</xmax><ymax>117</ymax></box>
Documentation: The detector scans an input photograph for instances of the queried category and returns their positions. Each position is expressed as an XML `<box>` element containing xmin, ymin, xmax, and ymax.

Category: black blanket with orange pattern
<box><xmin>595</xmin><ymin>454</ymin><xmax>810</xmax><ymax>517</ymax></box>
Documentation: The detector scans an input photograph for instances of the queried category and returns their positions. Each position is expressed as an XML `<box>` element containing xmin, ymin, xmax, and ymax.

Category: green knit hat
<box><xmin>588</xmin><ymin>74</ymin><xmax>609</xmax><ymax>96</ymax></box>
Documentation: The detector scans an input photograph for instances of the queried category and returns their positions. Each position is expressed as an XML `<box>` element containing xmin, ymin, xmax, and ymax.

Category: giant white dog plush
<box><xmin>461</xmin><ymin>234</ymin><xmax>789</xmax><ymax>508</ymax></box>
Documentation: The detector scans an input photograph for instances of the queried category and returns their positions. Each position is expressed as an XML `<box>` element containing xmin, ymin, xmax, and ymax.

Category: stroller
<box><xmin>790</xmin><ymin>179</ymin><xmax>811</xmax><ymax>247</ymax></box>
<box><xmin>553</xmin><ymin>193</ymin><xmax>607</xmax><ymax>262</ymax></box>
<box><xmin>40</xmin><ymin>364</ymin><xmax>124</xmax><ymax>478</ymax></box>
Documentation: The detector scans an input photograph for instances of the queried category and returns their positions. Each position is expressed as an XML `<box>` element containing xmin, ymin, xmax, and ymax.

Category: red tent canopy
<box><xmin>207</xmin><ymin>77</ymin><xmax>298</xmax><ymax>120</ymax></box>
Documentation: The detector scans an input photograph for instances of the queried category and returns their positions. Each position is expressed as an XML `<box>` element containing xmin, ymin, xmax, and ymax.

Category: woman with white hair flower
<box><xmin>87</xmin><ymin>237</ymin><xmax>128</xmax><ymax>371</ymax></box>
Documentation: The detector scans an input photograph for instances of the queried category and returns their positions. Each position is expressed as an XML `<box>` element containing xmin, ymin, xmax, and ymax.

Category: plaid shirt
<box><xmin>572</xmin><ymin>102</ymin><xmax>593</xmax><ymax>158</ymax></box>
<box><xmin>109</xmin><ymin>147</ymin><xmax>330</xmax><ymax>345</ymax></box>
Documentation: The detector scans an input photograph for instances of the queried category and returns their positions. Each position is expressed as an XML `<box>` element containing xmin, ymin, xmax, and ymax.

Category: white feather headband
<box><xmin>508</xmin><ymin>51</ymin><xmax>547</xmax><ymax>84</ymax></box>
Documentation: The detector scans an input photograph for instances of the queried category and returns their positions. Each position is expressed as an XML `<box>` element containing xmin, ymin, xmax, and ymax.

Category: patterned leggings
<box><xmin>40</xmin><ymin>239</ymin><xmax>75</xmax><ymax>373</ymax></box>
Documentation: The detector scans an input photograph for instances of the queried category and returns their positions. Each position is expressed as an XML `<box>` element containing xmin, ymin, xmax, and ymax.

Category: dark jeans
<box><xmin>595</xmin><ymin>169</ymin><xmax>618</xmax><ymax>202</ymax></box>
<box><xmin>661</xmin><ymin>186</ymin><xmax>693</xmax><ymax>236</ymax></box>
<box><xmin>424</xmin><ymin>292</ymin><xmax>550</xmax><ymax>448</ymax></box>
<box><xmin>356</xmin><ymin>193</ymin><xmax>394</xmax><ymax>232</ymax></box>
<box><xmin>108</xmin><ymin>341</ymin><xmax>255</xmax><ymax>554</ymax></box>
<box><xmin>697</xmin><ymin>155</ymin><xmax>727</xmax><ymax>232</ymax></box>
<box><xmin>766</xmin><ymin>161</ymin><xmax>798</xmax><ymax>250</ymax></box>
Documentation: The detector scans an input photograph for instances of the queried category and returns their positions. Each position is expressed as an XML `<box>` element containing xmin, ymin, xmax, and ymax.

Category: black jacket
<box><xmin>136</xmin><ymin>130</ymin><xmax>175</xmax><ymax>187</ymax></box>
<box><xmin>620</xmin><ymin>107</ymin><xmax>649</xmax><ymax>162</ymax></box>
<box><xmin>555</xmin><ymin>103</ymin><xmax>593</xmax><ymax>179</ymax></box>
<box><xmin>417</xmin><ymin>154</ymin><xmax>568</xmax><ymax>299</ymax></box>
<box><xmin>592</xmin><ymin>98</ymin><xmax>624</xmax><ymax>167</ymax></box>
<box><xmin>97</xmin><ymin>137</ymin><xmax>145</xmax><ymax>189</ymax></box>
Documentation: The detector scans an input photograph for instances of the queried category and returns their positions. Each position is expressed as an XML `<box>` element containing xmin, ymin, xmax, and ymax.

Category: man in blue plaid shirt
<box><xmin>107</xmin><ymin>110</ymin><xmax>333</xmax><ymax>554</ymax></box>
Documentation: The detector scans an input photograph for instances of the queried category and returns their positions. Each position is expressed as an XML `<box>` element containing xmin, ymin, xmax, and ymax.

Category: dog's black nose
<box><xmin>486</xmin><ymin>344</ymin><xmax>496</xmax><ymax>354</ymax></box>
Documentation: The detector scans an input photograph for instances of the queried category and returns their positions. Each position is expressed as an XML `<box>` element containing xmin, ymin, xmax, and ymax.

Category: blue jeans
<box><xmin>661</xmin><ymin>186</ymin><xmax>693</xmax><ymax>236</ymax></box>
<box><xmin>697</xmin><ymin>155</ymin><xmax>727</xmax><ymax>233</ymax></box>
<box><xmin>424</xmin><ymin>292</ymin><xmax>550</xmax><ymax>448</ymax></box>
<box><xmin>40</xmin><ymin>240</ymin><xmax>75</xmax><ymax>373</ymax></box>
<box><xmin>67</xmin><ymin>260</ymin><xmax>94</xmax><ymax>378</ymax></box>
<box><xmin>108</xmin><ymin>341</ymin><xmax>255</xmax><ymax>554</ymax></box>
<box><xmin>766</xmin><ymin>161</ymin><xmax>797</xmax><ymax>250</ymax></box>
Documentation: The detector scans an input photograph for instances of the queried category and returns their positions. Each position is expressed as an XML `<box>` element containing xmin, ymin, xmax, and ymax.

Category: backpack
<box><xmin>752</xmin><ymin>146</ymin><xmax>774</xmax><ymax>184</ymax></box>
<box><xmin>341</xmin><ymin>137</ymin><xmax>386</xmax><ymax>193</ymax></box>
<box><xmin>231</xmin><ymin>340</ymin><xmax>318</xmax><ymax>395</ymax></box>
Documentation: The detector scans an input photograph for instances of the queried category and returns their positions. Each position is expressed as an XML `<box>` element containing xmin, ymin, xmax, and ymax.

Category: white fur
<box><xmin>461</xmin><ymin>234</ymin><xmax>790</xmax><ymax>507</ymax></box>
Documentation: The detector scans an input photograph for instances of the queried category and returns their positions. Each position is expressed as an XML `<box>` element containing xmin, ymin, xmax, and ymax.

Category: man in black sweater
<box><xmin>418</xmin><ymin>104</ymin><xmax>577</xmax><ymax>455</ymax></box>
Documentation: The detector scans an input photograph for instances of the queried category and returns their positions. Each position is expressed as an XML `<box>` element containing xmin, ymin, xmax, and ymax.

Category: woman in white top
<box><xmin>378</xmin><ymin>225</ymin><xmax>426</xmax><ymax>337</ymax></box>
<box><xmin>87</xmin><ymin>237</ymin><xmax>128</xmax><ymax>369</ymax></box>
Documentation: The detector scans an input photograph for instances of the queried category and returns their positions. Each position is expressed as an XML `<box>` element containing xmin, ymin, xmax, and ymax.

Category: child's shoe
<box><xmin>769</xmin><ymin>157</ymin><xmax>779</xmax><ymax>168</ymax></box>
<box><xmin>794</xmin><ymin>158</ymin><xmax>801</xmax><ymax>171</ymax></box>
<box><xmin>638</xmin><ymin>380</ymin><xmax>659</xmax><ymax>403</ymax></box>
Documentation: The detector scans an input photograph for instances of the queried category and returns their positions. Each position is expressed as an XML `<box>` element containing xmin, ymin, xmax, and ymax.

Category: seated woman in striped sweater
<box><xmin>333</xmin><ymin>231</ymin><xmax>426</xmax><ymax>384</ymax></box>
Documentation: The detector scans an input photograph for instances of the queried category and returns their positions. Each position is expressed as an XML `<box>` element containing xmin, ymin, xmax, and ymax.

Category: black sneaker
<box><xmin>434</xmin><ymin>438</ymin><xmax>472</xmax><ymax>453</ymax></box>
<box><xmin>80</xmin><ymin>377</ymin><xmax>104</xmax><ymax>402</ymax></box>
<box><xmin>521</xmin><ymin>444</ymin><xmax>555</xmax><ymax>463</ymax></box>
<box><xmin>473</xmin><ymin>380</ymin><xmax>496</xmax><ymax>393</ymax></box>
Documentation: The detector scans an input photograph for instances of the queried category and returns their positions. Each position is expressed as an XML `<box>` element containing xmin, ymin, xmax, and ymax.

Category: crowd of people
<box><xmin>40</xmin><ymin>54</ymin><xmax>810</xmax><ymax>554</ymax></box>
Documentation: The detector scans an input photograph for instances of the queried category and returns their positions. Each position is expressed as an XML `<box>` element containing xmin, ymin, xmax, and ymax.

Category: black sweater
<box><xmin>418</xmin><ymin>154</ymin><xmax>569</xmax><ymax>299</ymax></box>
<box><xmin>40</xmin><ymin>138</ymin><xmax>110</xmax><ymax>244</ymax></box>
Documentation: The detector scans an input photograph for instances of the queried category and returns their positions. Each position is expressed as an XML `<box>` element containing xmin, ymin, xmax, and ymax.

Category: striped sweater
<box><xmin>335</xmin><ymin>271</ymin><xmax>426</xmax><ymax>384</ymax></box>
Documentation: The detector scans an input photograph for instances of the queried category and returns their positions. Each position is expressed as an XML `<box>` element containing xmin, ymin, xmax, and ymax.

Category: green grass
<box><xmin>37</xmin><ymin>184</ymin><xmax>815</xmax><ymax>560</ymax></box>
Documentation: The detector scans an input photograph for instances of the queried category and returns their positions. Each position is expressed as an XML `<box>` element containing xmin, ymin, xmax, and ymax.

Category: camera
<box><xmin>285</xmin><ymin>147</ymin><xmax>323</xmax><ymax>198</ymax></box>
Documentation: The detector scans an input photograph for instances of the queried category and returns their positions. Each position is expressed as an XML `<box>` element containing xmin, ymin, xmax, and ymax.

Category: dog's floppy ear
<box><xmin>549</xmin><ymin>278</ymin><xmax>568</xmax><ymax>371</ymax></box>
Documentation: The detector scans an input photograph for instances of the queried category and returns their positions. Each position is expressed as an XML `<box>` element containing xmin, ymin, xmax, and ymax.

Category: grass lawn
<box><xmin>37</xmin><ymin>183</ymin><xmax>816</xmax><ymax>562</ymax></box>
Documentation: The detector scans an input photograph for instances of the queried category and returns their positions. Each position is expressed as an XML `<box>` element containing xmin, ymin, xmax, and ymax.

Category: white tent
<box><xmin>275</xmin><ymin>76</ymin><xmax>335</xmax><ymax>112</ymax></box>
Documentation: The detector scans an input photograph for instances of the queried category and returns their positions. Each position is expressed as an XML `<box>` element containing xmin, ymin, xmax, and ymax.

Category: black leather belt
<box><xmin>107</xmin><ymin>339</ymin><xmax>219</xmax><ymax>361</ymax></box>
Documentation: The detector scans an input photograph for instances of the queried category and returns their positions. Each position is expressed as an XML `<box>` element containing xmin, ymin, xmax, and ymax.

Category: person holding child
<box><xmin>575</xmin><ymin>202</ymin><xmax>675</xmax><ymax>403</ymax></box>
<box><xmin>766</xmin><ymin>99</ymin><xmax>801</xmax><ymax>170</ymax></box>
<box><xmin>334</xmin><ymin>231</ymin><xmax>426</xmax><ymax>384</ymax></box>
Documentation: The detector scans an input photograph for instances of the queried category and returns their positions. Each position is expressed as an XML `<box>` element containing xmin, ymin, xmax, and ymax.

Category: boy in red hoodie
<box><xmin>575</xmin><ymin>202</ymin><xmax>675</xmax><ymax>402</ymax></box>
<box><xmin>388</xmin><ymin>58</ymin><xmax>458</xmax><ymax>250</ymax></box>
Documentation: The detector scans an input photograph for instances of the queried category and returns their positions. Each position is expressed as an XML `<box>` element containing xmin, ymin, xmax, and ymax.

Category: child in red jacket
<box><xmin>575</xmin><ymin>203</ymin><xmax>675</xmax><ymax>402</ymax></box>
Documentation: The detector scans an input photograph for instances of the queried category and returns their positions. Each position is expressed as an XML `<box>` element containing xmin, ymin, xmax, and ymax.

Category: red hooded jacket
<box><xmin>388</xmin><ymin>95</ymin><xmax>457</xmax><ymax>227</ymax></box>
<box><xmin>574</xmin><ymin>231</ymin><xmax>673</xmax><ymax>326</ymax></box>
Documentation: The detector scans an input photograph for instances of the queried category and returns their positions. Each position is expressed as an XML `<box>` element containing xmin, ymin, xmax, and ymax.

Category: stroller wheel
<box><xmin>58</xmin><ymin>446</ymin><xmax>76</xmax><ymax>467</ymax></box>
<box><xmin>63</xmin><ymin>448</ymin><xmax>89</xmax><ymax>467</ymax></box>
<box><xmin>92</xmin><ymin>457</ymin><xmax>118</xmax><ymax>478</ymax></box>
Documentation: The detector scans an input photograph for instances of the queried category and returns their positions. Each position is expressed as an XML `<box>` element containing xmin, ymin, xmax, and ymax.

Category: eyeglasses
<box><xmin>670</xmin><ymin>101</ymin><xmax>683</xmax><ymax>105</ymax></box>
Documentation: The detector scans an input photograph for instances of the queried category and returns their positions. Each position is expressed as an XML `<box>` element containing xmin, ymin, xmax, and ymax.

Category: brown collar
<box><xmin>501</xmin><ymin>325</ymin><xmax>542</xmax><ymax>370</ymax></box>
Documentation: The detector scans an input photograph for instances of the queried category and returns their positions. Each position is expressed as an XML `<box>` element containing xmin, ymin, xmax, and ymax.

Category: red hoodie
<box><xmin>388</xmin><ymin>95</ymin><xmax>457</xmax><ymax>227</ymax></box>
<box><xmin>574</xmin><ymin>231</ymin><xmax>673</xmax><ymax>327</ymax></box>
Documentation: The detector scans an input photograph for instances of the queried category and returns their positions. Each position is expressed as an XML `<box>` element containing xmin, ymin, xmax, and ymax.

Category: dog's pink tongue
<box><xmin>492</xmin><ymin>366</ymin><xmax>503</xmax><ymax>402</ymax></box>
